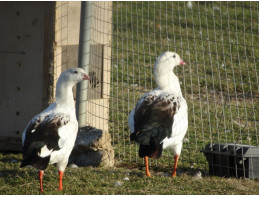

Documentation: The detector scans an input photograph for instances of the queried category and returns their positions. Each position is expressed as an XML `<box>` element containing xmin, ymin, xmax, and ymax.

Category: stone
<box><xmin>183</xmin><ymin>138</ymin><xmax>189</xmax><ymax>143</ymax></box>
<box><xmin>193</xmin><ymin>171</ymin><xmax>202</xmax><ymax>179</ymax></box>
<box><xmin>11</xmin><ymin>159</ymin><xmax>18</xmax><ymax>163</ymax></box>
<box><xmin>68</xmin><ymin>163</ymin><xmax>79</xmax><ymax>169</ymax></box>
<box><xmin>123</xmin><ymin>177</ymin><xmax>130</xmax><ymax>181</ymax></box>
<box><xmin>114</xmin><ymin>181</ymin><xmax>122</xmax><ymax>187</ymax></box>
<box><xmin>69</xmin><ymin>127</ymin><xmax>114</xmax><ymax>167</ymax></box>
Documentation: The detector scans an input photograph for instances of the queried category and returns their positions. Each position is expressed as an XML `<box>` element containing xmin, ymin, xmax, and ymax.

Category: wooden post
<box><xmin>0</xmin><ymin>2</ymin><xmax>55</xmax><ymax>151</ymax></box>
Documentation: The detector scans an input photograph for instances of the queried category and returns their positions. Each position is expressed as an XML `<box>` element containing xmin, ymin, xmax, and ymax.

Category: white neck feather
<box><xmin>55</xmin><ymin>79</ymin><xmax>75</xmax><ymax>110</ymax></box>
<box><xmin>154</xmin><ymin>66</ymin><xmax>182</xmax><ymax>96</ymax></box>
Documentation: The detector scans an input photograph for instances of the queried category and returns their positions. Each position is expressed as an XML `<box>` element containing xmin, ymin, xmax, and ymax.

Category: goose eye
<box><xmin>74</xmin><ymin>71</ymin><xmax>78</xmax><ymax>74</ymax></box>
<box><xmin>173</xmin><ymin>55</ymin><xmax>176</xmax><ymax>58</ymax></box>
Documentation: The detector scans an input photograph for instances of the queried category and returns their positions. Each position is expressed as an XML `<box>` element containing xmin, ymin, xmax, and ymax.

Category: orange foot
<box><xmin>146</xmin><ymin>171</ymin><xmax>151</xmax><ymax>177</ymax></box>
<box><xmin>39</xmin><ymin>170</ymin><xmax>44</xmax><ymax>192</ymax></box>
<box><xmin>171</xmin><ymin>170</ymin><xmax>177</xmax><ymax>177</ymax></box>
<box><xmin>58</xmin><ymin>170</ymin><xmax>63</xmax><ymax>191</ymax></box>
<box><xmin>144</xmin><ymin>156</ymin><xmax>151</xmax><ymax>177</ymax></box>
<box><xmin>171</xmin><ymin>155</ymin><xmax>179</xmax><ymax>178</ymax></box>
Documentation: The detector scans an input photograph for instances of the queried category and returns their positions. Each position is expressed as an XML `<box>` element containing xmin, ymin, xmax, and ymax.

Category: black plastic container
<box><xmin>201</xmin><ymin>143</ymin><xmax>259</xmax><ymax>179</ymax></box>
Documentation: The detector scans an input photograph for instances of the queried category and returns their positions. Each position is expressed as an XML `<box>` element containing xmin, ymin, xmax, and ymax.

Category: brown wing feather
<box><xmin>133</xmin><ymin>93</ymin><xmax>157</xmax><ymax>133</ymax></box>
<box><xmin>20</xmin><ymin>113</ymin><xmax>70</xmax><ymax>169</ymax></box>
<box><xmin>131</xmin><ymin>92</ymin><xmax>181</xmax><ymax>146</ymax></box>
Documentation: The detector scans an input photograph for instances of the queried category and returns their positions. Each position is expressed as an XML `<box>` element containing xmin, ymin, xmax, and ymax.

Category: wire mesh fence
<box><xmin>110</xmin><ymin>1</ymin><xmax>258</xmax><ymax>172</ymax></box>
<box><xmin>54</xmin><ymin>1</ymin><xmax>258</xmax><ymax>175</ymax></box>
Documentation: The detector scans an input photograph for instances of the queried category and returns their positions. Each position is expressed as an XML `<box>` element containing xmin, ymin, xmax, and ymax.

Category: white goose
<box><xmin>20</xmin><ymin>68</ymin><xmax>90</xmax><ymax>192</ymax></box>
<box><xmin>128</xmin><ymin>51</ymin><xmax>188</xmax><ymax>177</ymax></box>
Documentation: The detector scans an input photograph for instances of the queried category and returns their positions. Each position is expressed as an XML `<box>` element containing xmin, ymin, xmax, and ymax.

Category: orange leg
<box><xmin>172</xmin><ymin>155</ymin><xmax>179</xmax><ymax>177</ymax></box>
<box><xmin>58</xmin><ymin>170</ymin><xmax>64</xmax><ymax>191</ymax></box>
<box><xmin>39</xmin><ymin>170</ymin><xmax>44</xmax><ymax>192</ymax></box>
<box><xmin>144</xmin><ymin>156</ymin><xmax>151</xmax><ymax>177</ymax></box>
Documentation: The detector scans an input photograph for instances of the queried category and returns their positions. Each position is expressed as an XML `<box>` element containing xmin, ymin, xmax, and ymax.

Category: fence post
<box><xmin>76</xmin><ymin>1</ymin><xmax>92</xmax><ymax>126</ymax></box>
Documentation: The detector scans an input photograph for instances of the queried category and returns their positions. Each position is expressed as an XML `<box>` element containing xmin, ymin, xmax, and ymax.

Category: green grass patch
<box><xmin>0</xmin><ymin>153</ymin><xmax>259</xmax><ymax>195</ymax></box>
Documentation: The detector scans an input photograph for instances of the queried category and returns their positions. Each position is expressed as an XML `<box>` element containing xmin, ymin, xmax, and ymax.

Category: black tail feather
<box><xmin>20</xmin><ymin>152</ymin><xmax>50</xmax><ymax>170</ymax></box>
<box><xmin>130</xmin><ymin>132</ymin><xmax>139</xmax><ymax>142</ymax></box>
<box><xmin>139</xmin><ymin>139</ymin><xmax>163</xmax><ymax>159</ymax></box>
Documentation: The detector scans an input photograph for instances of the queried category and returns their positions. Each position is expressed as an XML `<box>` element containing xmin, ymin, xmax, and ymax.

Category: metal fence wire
<box><xmin>110</xmin><ymin>1</ymin><xmax>258</xmax><ymax>172</ymax></box>
<box><xmin>55</xmin><ymin>1</ymin><xmax>259</xmax><ymax>176</ymax></box>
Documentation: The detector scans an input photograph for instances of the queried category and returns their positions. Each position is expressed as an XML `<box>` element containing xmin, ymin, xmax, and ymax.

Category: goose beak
<box><xmin>83</xmin><ymin>74</ymin><xmax>90</xmax><ymax>80</ymax></box>
<box><xmin>180</xmin><ymin>59</ymin><xmax>186</xmax><ymax>65</ymax></box>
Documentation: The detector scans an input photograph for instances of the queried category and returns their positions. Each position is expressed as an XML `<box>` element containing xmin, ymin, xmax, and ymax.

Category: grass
<box><xmin>1</xmin><ymin>153</ymin><xmax>259</xmax><ymax>195</ymax></box>
<box><xmin>0</xmin><ymin>1</ymin><xmax>258</xmax><ymax>195</ymax></box>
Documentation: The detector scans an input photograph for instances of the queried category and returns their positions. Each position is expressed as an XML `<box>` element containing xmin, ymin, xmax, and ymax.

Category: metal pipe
<box><xmin>76</xmin><ymin>1</ymin><xmax>92</xmax><ymax>127</ymax></box>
